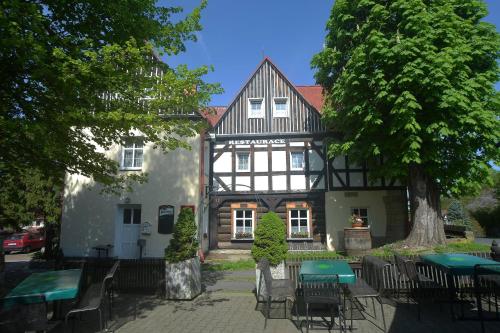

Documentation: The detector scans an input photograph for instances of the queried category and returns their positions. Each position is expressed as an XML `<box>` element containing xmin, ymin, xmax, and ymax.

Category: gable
<box><xmin>213</xmin><ymin>58</ymin><xmax>326</xmax><ymax>136</ymax></box>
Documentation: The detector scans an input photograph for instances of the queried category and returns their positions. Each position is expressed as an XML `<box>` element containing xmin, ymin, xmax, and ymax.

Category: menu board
<box><xmin>158</xmin><ymin>205</ymin><xmax>174</xmax><ymax>234</ymax></box>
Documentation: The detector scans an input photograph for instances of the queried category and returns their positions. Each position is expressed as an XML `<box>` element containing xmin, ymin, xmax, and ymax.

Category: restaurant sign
<box><xmin>227</xmin><ymin>139</ymin><xmax>287</xmax><ymax>145</ymax></box>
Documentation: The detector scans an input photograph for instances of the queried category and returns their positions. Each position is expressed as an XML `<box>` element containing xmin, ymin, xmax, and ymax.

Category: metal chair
<box><xmin>301</xmin><ymin>274</ymin><xmax>345</xmax><ymax>333</ymax></box>
<box><xmin>402</xmin><ymin>257</ymin><xmax>446</xmax><ymax>321</ymax></box>
<box><xmin>256</xmin><ymin>258</ymin><xmax>296</xmax><ymax>329</ymax></box>
<box><xmin>473</xmin><ymin>263</ymin><xmax>500</xmax><ymax>333</ymax></box>
<box><xmin>105</xmin><ymin>261</ymin><xmax>120</xmax><ymax>320</ymax></box>
<box><xmin>65</xmin><ymin>263</ymin><xmax>117</xmax><ymax>333</ymax></box>
<box><xmin>394</xmin><ymin>254</ymin><xmax>411</xmax><ymax>300</ymax></box>
<box><xmin>347</xmin><ymin>256</ymin><xmax>387</xmax><ymax>332</ymax></box>
<box><xmin>1</xmin><ymin>295</ymin><xmax>61</xmax><ymax>333</ymax></box>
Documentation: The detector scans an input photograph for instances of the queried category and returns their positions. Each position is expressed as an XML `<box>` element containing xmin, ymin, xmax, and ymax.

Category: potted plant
<box><xmin>350</xmin><ymin>214</ymin><xmax>364</xmax><ymax>228</ymax></box>
<box><xmin>251</xmin><ymin>212</ymin><xmax>288</xmax><ymax>298</ymax></box>
<box><xmin>235</xmin><ymin>231</ymin><xmax>253</xmax><ymax>239</ymax></box>
<box><xmin>164</xmin><ymin>207</ymin><xmax>201</xmax><ymax>300</ymax></box>
<box><xmin>290</xmin><ymin>231</ymin><xmax>310</xmax><ymax>239</ymax></box>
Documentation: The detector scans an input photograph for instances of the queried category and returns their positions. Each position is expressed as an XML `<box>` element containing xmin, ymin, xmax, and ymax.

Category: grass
<box><xmin>202</xmin><ymin>259</ymin><xmax>255</xmax><ymax>271</ymax></box>
<box><xmin>286</xmin><ymin>251</ymin><xmax>344</xmax><ymax>260</ymax></box>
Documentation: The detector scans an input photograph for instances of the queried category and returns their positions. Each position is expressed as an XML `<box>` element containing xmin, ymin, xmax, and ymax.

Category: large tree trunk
<box><xmin>405</xmin><ymin>164</ymin><xmax>446</xmax><ymax>246</ymax></box>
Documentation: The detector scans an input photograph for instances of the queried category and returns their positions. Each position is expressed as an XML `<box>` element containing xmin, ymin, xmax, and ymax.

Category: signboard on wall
<box><xmin>158</xmin><ymin>205</ymin><xmax>174</xmax><ymax>234</ymax></box>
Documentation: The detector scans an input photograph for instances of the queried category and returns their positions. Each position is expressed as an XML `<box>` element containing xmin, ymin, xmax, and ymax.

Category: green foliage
<box><xmin>165</xmin><ymin>208</ymin><xmax>199</xmax><ymax>263</ymax></box>
<box><xmin>312</xmin><ymin>0</ymin><xmax>499</xmax><ymax>197</ymax></box>
<box><xmin>0</xmin><ymin>168</ymin><xmax>63</xmax><ymax>227</ymax></box>
<box><xmin>470</xmin><ymin>206</ymin><xmax>500</xmax><ymax>237</ymax></box>
<box><xmin>251</xmin><ymin>212</ymin><xmax>288</xmax><ymax>266</ymax></box>
<box><xmin>447</xmin><ymin>199</ymin><xmax>472</xmax><ymax>230</ymax></box>
<box><xmin>0</xmin><ymin>0</ymin><xmax>222</xmax><ymax>227</ymax></box>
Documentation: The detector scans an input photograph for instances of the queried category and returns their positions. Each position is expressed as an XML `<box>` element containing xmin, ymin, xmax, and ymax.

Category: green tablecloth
<box><xmin>299</xmin><ymin>260</ymin><xmax>356</xmax><ymax>284</ymax></box>
<box><xmin>3</xmin><ymin>269</ymin><xmax>82</xmax><ymax>307</ymax></box>
<box><xmin>421</xmin><ymin>253</ymin><xmax>498</xmax><ymax>276</ymax></box>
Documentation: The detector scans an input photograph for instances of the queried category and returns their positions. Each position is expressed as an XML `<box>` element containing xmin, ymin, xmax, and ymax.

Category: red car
<box><xmin>3</xmin><ymin>232</ymin><xmax>45</xmax><ymax>254</ymax></box>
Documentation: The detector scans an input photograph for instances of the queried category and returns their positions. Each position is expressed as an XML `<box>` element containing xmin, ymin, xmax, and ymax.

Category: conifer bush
<box><xmin>165</xmin><ymin>207</ymin><xmax>199</xmax><ymax>263</ymax></box>
<box><xmin>251</xmin><ymin>212</ymin><xmax>287</xmax><ymax>266</ymax></box>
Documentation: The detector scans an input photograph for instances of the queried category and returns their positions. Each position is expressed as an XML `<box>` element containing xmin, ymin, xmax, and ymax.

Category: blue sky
<box><xmin>164</xmin><ymin>0</ymin><xmax>500</xmax><ymax>107</ymax></box>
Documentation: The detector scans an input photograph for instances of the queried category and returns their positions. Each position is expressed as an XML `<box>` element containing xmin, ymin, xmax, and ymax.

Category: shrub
<box><xmin>251</xmin><ymin>212</ymin><xmax>287</xmax><ymax>266</ymax></box>
<box><xmin>165</xmin><ymin>207</ymin><xmax>199</xmax><ymax>263</ymax></box>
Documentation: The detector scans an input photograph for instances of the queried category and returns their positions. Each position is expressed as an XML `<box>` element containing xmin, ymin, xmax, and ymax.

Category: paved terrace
<box><xmin>49</xmin><ymin>268</ymin><xmax>498</xmax><ymax>333</ymax></box>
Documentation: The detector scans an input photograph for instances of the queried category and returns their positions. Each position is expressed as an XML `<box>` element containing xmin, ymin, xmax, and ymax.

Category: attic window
<box><xmin>273</xmin><ymin>97</ymin><xmax>289</xmax><ymax>117</ymax></box>
<box><xmin>248</xmin><ymin>98</ymin><xmax>265</xmax><ymax>118</ymax></box>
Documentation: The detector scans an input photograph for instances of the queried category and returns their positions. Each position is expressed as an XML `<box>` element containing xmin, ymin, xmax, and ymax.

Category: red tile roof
<box><xmin>295</xmin><ymin>85</ymin><xmax>325</xmax><ymax>112</ymax></box>
<box><xmin>200</xmin><ymin>106</ymin><xmax>227</xmax><ymax>126</ymax></box>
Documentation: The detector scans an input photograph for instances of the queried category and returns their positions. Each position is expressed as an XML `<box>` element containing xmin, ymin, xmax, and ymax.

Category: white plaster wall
<box><xmin>254</xmin><ymin>176</ymin><xmax>268</xmax><ymax>191</ymax></box>
<box><xmin>272</xmin><ymin>151</ymin><xmax>286</xmax><ymax>171</ymax></box>
<box><xmin>325</xmin><ymin>190</ymin><xmax>389</xmax><ymax>251</ymax></box>
<box><xmin>310</xmin><ymin>175</ymin><xmax>325</xmax><ymax>189</ymax></box>
<box><xmin>235</xmin><ymin>176</ymin><xmax>251</xmax><ymax>191</ymax></box>
<box><xmin>272</xmin><ymin>175</ymin><xmax>287</xmax><ymax>191</ymax></box>
<box><xmin>290</xmin><ymin>175</ymin><xmax>306</xmax><ymax>190</ymax></box>
<box><xmin>213</xmin><ymin>152</ymin><xmax>232</xmax><ymax>173</ymax></box>
<box><xmin>309</xmin><ymin>149</ymin><xmax>323</xmax><ymax>171</ymax></box>
<box><xmin>254</xmin><ymin>151</ymin><xmax>268</xmax><ymax>172</ymax></box>
<box><xmin>60</xmin><ymin>135</ymin><xmax>202</xmax><ymax>258</ymax></box>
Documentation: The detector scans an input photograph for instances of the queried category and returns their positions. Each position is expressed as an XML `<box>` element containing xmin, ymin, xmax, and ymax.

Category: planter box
<box><xmin>255</xmin><ymin>260</ymin><xmax>285</xmax><ymax>299</ymax></box>
<box><xmin>165</xmin><ymin>257</ymin><xmax>201</xmax><ymax>300</ymax></box>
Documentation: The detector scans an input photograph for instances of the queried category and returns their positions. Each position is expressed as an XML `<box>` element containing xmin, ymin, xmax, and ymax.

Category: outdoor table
<box><xmin>421</xmin><ymin>253</ymin><xmax>498</xmax><ymax>321</ymax></box>
<box><xmin>92</xmin><ymin>244</ymin><xmax>113</xmax><ymax>258</ymax></box>
<box><xmin>2</xmin><ymin>269</ymin><xmax>82</xmax><ymax>318</ymax></box>
<box><xmin>299</xmin><ymin>260</ymin><xmax>356</xmax><ymax>284</ymax></box>
<box><xmin>299</xmin><ymin>260</ymin><xmax>355</xmax><ymax>331</ymax></box>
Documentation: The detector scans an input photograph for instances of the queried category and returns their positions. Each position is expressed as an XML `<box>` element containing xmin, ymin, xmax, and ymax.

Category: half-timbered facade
<box><xmin>208</xmin><ymin>58</ymin><xmax>408</xmax><ymax>250</ymax></box>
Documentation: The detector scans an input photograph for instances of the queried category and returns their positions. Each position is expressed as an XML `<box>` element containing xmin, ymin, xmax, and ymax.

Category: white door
<box><xmin>120</xmin><ymin>206</ymin><xmax>141</xmax><ymax>259</ymax></box>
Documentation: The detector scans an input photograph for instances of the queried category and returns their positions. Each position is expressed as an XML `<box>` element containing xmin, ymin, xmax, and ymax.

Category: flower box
<box><xmin>234</xmin><ymin>232</ymin><xmax>253</xmax><ymax>239</ymax></box>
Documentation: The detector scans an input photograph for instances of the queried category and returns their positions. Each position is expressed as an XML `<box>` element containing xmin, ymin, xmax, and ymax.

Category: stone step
<box><xmin>205</xmin><ymin>249</ymin><xmax>252</xmax><ymax>261</ymax></box>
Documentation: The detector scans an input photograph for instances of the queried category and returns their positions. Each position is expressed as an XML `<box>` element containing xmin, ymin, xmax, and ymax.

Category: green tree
<box><xmin>251</xmin><ymin>212</ymin><xmax>288</xmax><ymax>266</ymax></box>
<box><xmin>447</xmin><ymin>199</ymin><xmax>471</xmax><ymax>230</ymax></box>
<box><xmin>313</xmin><ymin>0</ymin><xmax>500</xmax><ymax>246</ymax></box>
<box><xmin>0</xmin><ymin>1</ymin><xmax>221</xmax><ymax>228</ymax></box>
<box><xmin>165</xmin><ymin>208</ymin><xmax>199</xmax><ymax>263</ymax></box>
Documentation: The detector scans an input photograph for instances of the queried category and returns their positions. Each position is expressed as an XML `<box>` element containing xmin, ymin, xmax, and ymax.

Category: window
<box><xmin>248</xmin><ymin>98</ymin><xmax>265</xmax><ymax>118</ymax></box>
<box><xmin>290</xmin><ymin>152</ymin><xmax>304</xmax><ymax>170</ymax></box>
<box><xmin>236</xmin><ymin>152</ymin><xmax>250</xmax><ymax>171</ymax></box>
<box><xmin>273</xmin><ymin>97</ymin><xmax>289</xmax><ymax>117</ymax></box>
<box><xmin>123</xmin><ymin>207</ymin><xmax>141</xmax><ymax>224</ymax></box>
<box><xmin>233</xmin><ymin>209</ymin><xmax>254</xmax><ymax>239</ymax></box>
<box><xmin>121</xmin><ymin>139</ymin><xmax>144</xmax><ymax>170</ymax></box>
<box><xmin>289</xmin><ymin>209</ymin><xmax>310</xmax><ymax>238</ymax></box>
<box><xmin>351</xmin><ymin>208</ymin><xmax>368</xmax><ymax>224</ymax></box>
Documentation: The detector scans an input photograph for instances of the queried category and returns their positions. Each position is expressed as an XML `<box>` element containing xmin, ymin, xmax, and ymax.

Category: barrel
<box><xmin>344</xmin><ymin>227</ymin><xmax>372</xmax><ymax>256</ymax></box>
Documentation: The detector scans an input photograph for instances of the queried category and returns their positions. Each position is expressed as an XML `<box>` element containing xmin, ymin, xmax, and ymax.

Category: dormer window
<box><xmin>273</xmin><ymin>97</ymin><xmax>289</xmax><ymax>117</ymax></box>
<box><xmin>248</xmin><ymin>98</ymin><xmax>265</xmax><ymax>118</ymax></box>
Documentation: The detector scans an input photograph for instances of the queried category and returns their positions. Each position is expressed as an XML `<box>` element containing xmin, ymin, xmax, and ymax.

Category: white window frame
<box><xmin>121</xmin><ymin>138</ymin><xmax>144</xmax><ymax>170</ymax></box>
<box><xmin>288</xmin><ymin>208</ymin><xmax>310</xmax><ymax>238</ymax></box>
<box><xmin>273</xmin><ymin>97</ymin><xmax>289</xmax><ymax>117</ymax></box>
<box><xmin>351</xmin><ymin>207</ymin><xmax>369</xmax><ymax>225</ymax></box>
<box><xmin>290</xmin><ymin>151</ymin><xmax>305</xmax><ymax>171</ymax></box>
<box><xmin>123</xmin><ymin>207</ymin><xmax>142</xmax><ymax>225</ymax></box>
<box><xmin>247</xmin><ymin>98</ymin><xmax>265</xmax><ymax>118</ymax></box>
<box><xmin>236</xmin><ymin>152</ymin><xmax>250</xmax><ymax>172</ymax></box>
<box><xmin>233</xmin><ymin>209</ymin><xmax>254</xmax><ymax>239</ymax></box>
